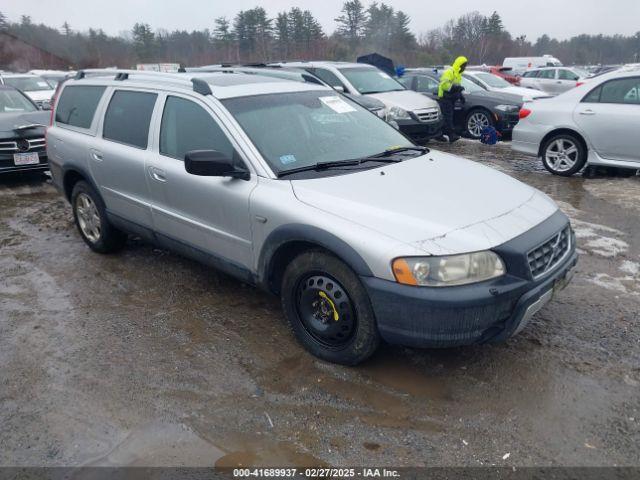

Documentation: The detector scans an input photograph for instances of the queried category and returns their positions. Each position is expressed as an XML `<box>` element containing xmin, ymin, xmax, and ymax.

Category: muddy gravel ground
<box><xmin>1</xmin><ymin>140</ymin><xmax>639</xmax><ymax>470</ymax></box>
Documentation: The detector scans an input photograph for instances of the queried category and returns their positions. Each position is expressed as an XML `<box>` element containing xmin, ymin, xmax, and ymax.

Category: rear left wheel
<box><xmin>281</xmin><ymin>251</ymin><xmax>380</xmax><ymax>365</ymax></box>
<box><xmin>71</xmin><ymin>181</ymin><xmax>126</xmax><ymax>253</ymax></box>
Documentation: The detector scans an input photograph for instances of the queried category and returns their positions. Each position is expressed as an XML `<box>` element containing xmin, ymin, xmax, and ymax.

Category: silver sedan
<box><xmin>512</xmin><ymin>67</ymin><xmax>640</xmax><ymax>176</ymax></box>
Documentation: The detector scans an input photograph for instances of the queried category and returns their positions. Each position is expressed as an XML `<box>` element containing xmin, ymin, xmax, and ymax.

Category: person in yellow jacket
<box><xmin>437</xmin><ymin>56</ymin><xmax>468</xmax><ymax>143</ymax></box>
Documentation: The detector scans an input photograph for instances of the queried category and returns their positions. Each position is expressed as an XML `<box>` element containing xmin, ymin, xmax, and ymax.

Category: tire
<box><xmin>71</xmin><ymin>180</ymin><xmax>126</xmax><ymax>253</ymax></box>
<box><xmin>280</xmin><ymin>250</ymin><xmax>380</xmax><ymax>365</ymax></box>
<box><xmin>465</xmin><ymin>109</ymin><xmax>493</xmax><ymax>139</ymax></box>
<box><xmin>541</xmin><ymin>133</ymin><xmax>587</xmax><ymax>177</ymax></box>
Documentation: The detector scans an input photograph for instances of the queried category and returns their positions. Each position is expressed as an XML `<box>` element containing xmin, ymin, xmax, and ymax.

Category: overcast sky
<box><xmin>3</xmin><ymin>0</ymin><xmax>639</xmax><ymax>41</ymax></box>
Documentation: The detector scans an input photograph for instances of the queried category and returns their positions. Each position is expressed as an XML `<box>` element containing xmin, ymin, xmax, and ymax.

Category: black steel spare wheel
<box><xmin>296</xmin><ymin>274</ymin><xmax>356</xmax><ymax>347</ymax></box>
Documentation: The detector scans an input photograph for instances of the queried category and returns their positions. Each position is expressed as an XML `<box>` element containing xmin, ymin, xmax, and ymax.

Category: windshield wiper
<box><xmin>277</xmin><ymin>157</ymin><xmax>402</xmax><ymax>178</ymax></box>
<box><xmin>277</xmin><ymin>147</ymin><xmax>428</xmax><ymax>178</ymax></box>
<box><xmin>367</xmin><ymin>146</ymin><xmax>429</xmax><ymax>158</ymax></box>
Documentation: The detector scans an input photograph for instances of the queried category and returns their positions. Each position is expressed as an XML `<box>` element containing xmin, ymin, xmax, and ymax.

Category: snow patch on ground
<box><xmin>620</xmin><ymin>260</ymin><xmax>640</xmax><ymax>277</ymax></box>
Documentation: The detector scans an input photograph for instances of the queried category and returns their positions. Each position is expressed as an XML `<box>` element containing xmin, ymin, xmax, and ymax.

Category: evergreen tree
<box><xmin>62</xmin><ymin>21</ymin><xmax>72</xmax><ymax>36</ymax></box>
<box><xmin>131</xmin><ymin>22</ymin><xmax>156</xmax><ymax>60</ymax></box>
<box><xmin>335</xmin><ymin>0</ymin><xmax>367</xmax><ymax>44</ymax></box>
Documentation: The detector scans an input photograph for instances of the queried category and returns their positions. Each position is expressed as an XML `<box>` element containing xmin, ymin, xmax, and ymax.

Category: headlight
<box><xmin>386</xmin><ymin>106</ymin><xmax>412</xmax><ymax>121</ymax></box>
<box><xmin>392</xmin><ymin>251</ymin><xmax>505</xmax><ymax>287</ymax></box>
<box><xmin>494</xmin><ymin>104</ymin><xmax>519</xmax><ymax>113</ymax></box>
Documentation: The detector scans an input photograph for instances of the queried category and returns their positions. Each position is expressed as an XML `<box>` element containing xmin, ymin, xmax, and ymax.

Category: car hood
<box><xmin>367</xmin><ymin>90</ymin><xmax>438</xmax><ymax>111</ymax></box>
<box><xmin>502</xmin><ymin>86</ymin><xmax>549</xmax><ymax>99</ymax></box>
<box><xmin>0</xmin><ymin>111</ymin><xmax>49</xmax><ymax>139</ymax></box>
<box><xmin>291</xmin><ymin>150</ymin><xmax>558</xmax><ymax>255</ymax></box>
<box><xmin>23</xmin><ymin>89</ymin><xmax>55</xmax><ymax>101</ymax></box>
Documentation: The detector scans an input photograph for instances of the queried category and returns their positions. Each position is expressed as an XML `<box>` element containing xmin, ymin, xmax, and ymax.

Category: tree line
<box><xmin>1</xmin><ymin>4</ymin><xmax>639</xmax><ymax>71</ymax></box>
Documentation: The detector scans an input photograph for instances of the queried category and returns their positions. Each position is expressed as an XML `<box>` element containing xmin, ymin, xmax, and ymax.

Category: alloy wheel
<box><xmin>75</xmin><ymin>193</ymin><xmax>101</xmax><ymax>243</ymax></box>
<box><xmin>545</xmin><ymin>138</ymin><xmax>579</xmax><ymax>173</ymax></box>
<box><xmin>467</xmin><ymin>112</ymin><xmax>490</xmax><ymax>138</ymax></box>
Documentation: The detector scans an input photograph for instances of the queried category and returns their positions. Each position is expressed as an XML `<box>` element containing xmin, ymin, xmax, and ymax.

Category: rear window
<box><xmin>55</xmin><ymin>85</ymin><xmax>106</xmax><ymax>129</ymax></box>
<box><xmin>103</xmin><ymin>90</ymin><xmax>157</xmax><ymax>149</ymax></box>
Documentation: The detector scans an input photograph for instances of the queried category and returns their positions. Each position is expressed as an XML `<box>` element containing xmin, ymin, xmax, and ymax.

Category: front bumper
<box><xmin>0</xmin><ymin>152</ymin><xmax>49</xmax><ymax>174</ymax></box>
<box><xmin>494</xmin><ymin>112</ymin><xmax>520</xmax><ymax>134</ymax></box>
<box><xmin>362</xmin><ymin>211</ymin><xmax>578</xmax><ymax>348</ymax></box>
<box><xmin>398</xmin><ymin>118</ymin><xmax>443</xmax><ymax>143</ymax></box>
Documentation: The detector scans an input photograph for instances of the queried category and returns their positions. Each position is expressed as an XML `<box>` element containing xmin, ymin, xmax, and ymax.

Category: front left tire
<box><xmin>280</xmin><ymin>250</ymin><xmax>380</xmax><ymax>365</ymax></box>
<box><xmin>466</xmin><ymin>109</ymin><xmax>493</xmax><ymax>138</ymax></box>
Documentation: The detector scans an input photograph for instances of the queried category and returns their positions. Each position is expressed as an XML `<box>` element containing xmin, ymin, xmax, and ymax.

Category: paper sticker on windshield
<box><xmin>280</xmin><ymin>154</ymin><xmax>297</xmax><ymax>165</ymax></box>
<box><xmin>37</xmin><ymin>81</ymin><xmax>50</xmax><ymax>87</ymax></box>
<box><xmin>320</xmin><ymin>96</ymin><xmax>356</xmax><ymax>114</ymax></box>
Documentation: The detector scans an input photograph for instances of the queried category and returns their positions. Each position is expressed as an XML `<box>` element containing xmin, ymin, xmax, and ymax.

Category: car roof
<box><xmin>65</xmin><ymin>69</ymin><xmax>331</xmax><ymax>100</ymax></box>
<box><xmin>1</xmin><ymin>73</ymin><xmax>40</xmax><ymax>78</ymax></box>
<box><xmin>275</xmin><ymin>61</ymin><xmax>375</xmax><ymax>69</ymax></box>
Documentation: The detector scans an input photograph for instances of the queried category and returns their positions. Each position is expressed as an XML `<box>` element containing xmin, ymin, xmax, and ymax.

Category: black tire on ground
<box><xmin>465</xmin><ymin>109</ymin><xmax>494</xmax><ymax>139</ymax></box>
<box><xmin>280</xmin><ymin>250</ymin><xmax>380</xmax><ymax>365</ymax></box>
<box><xmin>71</xmin><ymin>180</ymin><xmax>126</xmax><ymax>253</ymax></box>
<box><xmin>541</xmin><ymin>133</ymin><xmax>587</xmax><ymax>177</ymax></box>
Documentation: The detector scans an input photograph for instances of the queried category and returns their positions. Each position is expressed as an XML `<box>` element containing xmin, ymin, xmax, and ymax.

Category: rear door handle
<box><xmin>579</xmin><ymin>110</ymin><xmax>596</xmax><ymax>116</ymax></box>
<box><xmin>148</xmin><ymin>166</ymin><xmax>167</xmax><ymax>182</ymax></box>
<box><xmin>90</xmin><ymin>149</ymin><xmax>103</xmax><ymax>161</ymax></box>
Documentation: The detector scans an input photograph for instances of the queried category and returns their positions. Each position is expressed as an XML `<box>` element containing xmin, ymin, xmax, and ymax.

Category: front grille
<box><xmin>0</xmin><ymin>137</ymin><xmax>46</xmax><ymax>152</ymax></box>
<box><xmin>527</xmin><ymin>227</ymin><xmax>571</xmax><ymax>278</ymax></box>
<box><xmin>413</xmin><ymin>108</ymin><xmax>440</xmax><ymax>123</ymax></box>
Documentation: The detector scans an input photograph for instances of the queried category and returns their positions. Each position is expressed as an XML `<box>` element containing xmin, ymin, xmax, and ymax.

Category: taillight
<box><xmin>519</xmin><ymin>108</ymin><xmax>532</xmax><ymax>119</ymax></box>
<box><xmin>576</xmin><ymin>82</ymin><xmax>584</xmax><ymax>87</ymax></box>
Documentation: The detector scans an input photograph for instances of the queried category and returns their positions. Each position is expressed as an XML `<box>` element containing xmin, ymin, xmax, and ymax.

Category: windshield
<box><xmin>461</xmin><ymin>77</ymin><xmax>484</xmax><ymax>93</ymax></box>
<box><xmin>223</xmin><ymin>91</ymin><xmax>413</xmax><ymax>174</ymax></box>
<box><xmin>0</xmin><ymin>89</ymin><xmax>37</xmax><ymax>113</ymax></box>
<box><xmin>3</xmin><ymin>76</ymin><xmax>53</xmax><ymax>92</ymax></box>
<box><xmin>338</xmin><ymin>67</ymin><xmax>405</xmax><ymax>94</ymax></box>
<box><xmin>475</xmin><ymin>72</ymin><xmax>511</xmax><ymax>88</ymax></box>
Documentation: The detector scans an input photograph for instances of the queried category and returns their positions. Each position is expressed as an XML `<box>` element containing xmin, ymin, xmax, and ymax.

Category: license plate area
<box><xmin>553</xmin><ymin>265</ymin><xmax>576</xmax><ymax>297</ymax></box>
<box><xmin>13</xmin><ymin>152</ymin><xmax>40</xmax><ymax>166</ymax></box>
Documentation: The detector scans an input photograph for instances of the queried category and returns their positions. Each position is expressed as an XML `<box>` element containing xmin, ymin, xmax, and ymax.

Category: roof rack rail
<box><xmin>72</xmin><ymin>69</ymin><xmax>212</xmax><ymax>96</ymax></box>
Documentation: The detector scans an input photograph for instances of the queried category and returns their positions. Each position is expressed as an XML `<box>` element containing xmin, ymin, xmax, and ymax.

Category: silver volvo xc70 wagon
<box><xmin>47</xmin><ymin>69</ymin><xmax>577</xmax><ymax>365</ymax></box>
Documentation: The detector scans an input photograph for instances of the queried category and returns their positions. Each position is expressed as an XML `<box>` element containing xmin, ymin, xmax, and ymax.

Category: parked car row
<box><xmin>0</xmin><ymin>85</ymin><xmax>49</xmax><ymax>174</ymax></box>
<box><xmin>44</xmin><ymin>67</ymin><xmax>577</xmax><ymax>364</ymax></box>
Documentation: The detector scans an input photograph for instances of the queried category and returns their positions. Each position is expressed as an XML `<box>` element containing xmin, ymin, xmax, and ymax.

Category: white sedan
<box><xmin>464</xmin><ymin>71</ymin><xmax>550</xmax><ymax>101</ymax></box>
<box><xmin>512</xmin><ymin>67</ymin><xmax>640</xmax><ymax>176</ymax></box>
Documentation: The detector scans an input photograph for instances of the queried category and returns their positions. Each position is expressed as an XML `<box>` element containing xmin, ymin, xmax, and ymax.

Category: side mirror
<box><xmin>184</xmin><ymin>150</ymin><xmax>250</xmax><ymax>180</ymax></box>
<box><xmin>40</xmin><ymin>101</ymin><xmax>52</xmax><ymax>111</ymax></box>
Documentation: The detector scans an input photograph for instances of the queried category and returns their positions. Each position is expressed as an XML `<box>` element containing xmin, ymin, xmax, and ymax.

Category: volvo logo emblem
<box><xmin>16</xmin><ymin>139</ymin><xmax>30</xmax><ymax>152</ymax></box>
<box><xmin>544</xmin><ymin>232</ymin><xmax>563</xmax><ymax>272</ymax></box>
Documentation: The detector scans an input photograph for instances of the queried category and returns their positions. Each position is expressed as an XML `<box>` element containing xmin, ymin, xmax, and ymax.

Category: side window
<box><xmin>309</xmin><ymin>68</ymin><xmax>347</xmax><ymax>91</ymax></box>
<box><xmin>397</xmin><ymin>76</ymin><xmax>413</xmax><ymax>89</ymax></box>
<box><xmin>103</xmin><ymin>90</ymin><xmax>157</xmax><ymax>149</ymax></box>
<box><xmin>539</xmin><ymin>69</ymin><xmax>556</xmax><ymax>79</ymax></box>
<box><xmin>582</xmin><ymin>86</ymin><xmax>602</xmax><ymax>103</ymax></box>
<box><xmin>558</xmin><ymin>69</ymin><xmax>579</xmax><ymax>81</ymax></box>
<box><xmin>415</xmin><ymin>76</ymin><xmax>438</xmax><ymax>94</ymax></box>
<box><xmin>160</xmin><ymin>96</ymin><xmax>235</xmax><ymax>160</ymax></box>
<box><xmin>599</xmin><ymin>78</ymin><xmax>640</xmax><ymax>105</ymax></box>
<box><xmin>55</xmin><ymin>85</ymin><xmax>106</xmax><ymax>129</ymax></box>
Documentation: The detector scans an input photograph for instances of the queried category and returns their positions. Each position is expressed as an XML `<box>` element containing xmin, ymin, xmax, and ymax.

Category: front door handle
<box><xmin>148</xmin><ymin>166</ymin><xmax>167</xmax><ymax>182</ymax></box>
<box><xmin>90</xmin><ymin>149</ymin><xmax>103</xmax><ymax>161</ymax></box>
<box><xmin>579</xmin><ymin>109</ymin><xmax>596</xmax><ymax>116</ymax></box>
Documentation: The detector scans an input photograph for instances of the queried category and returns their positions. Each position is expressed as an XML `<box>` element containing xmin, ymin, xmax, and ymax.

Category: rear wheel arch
<box><xmin>259</xmin><ymin>225</ymin><xmax>374</xmax><ymax>295</ymax></box>
<box><xmin>62</xmin><ymin>167</ymin><xmax>100</xmax><ymax>202</ymax></box>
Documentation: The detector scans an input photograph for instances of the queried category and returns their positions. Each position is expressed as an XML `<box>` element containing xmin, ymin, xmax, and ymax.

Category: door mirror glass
<box><xmin>184</xmin><ymin>150</ymin><xmax>249</xmax><ymax>180</ymax></box>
